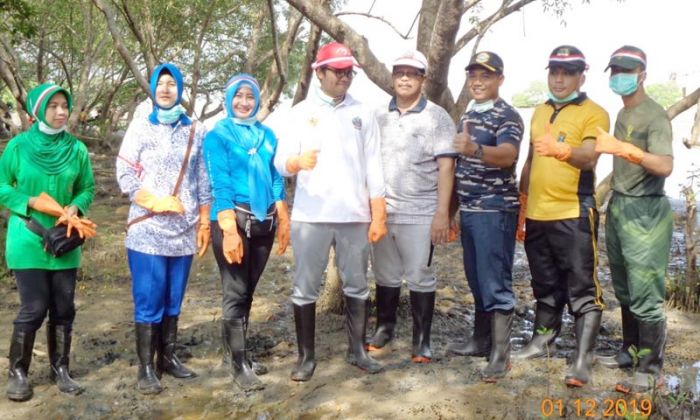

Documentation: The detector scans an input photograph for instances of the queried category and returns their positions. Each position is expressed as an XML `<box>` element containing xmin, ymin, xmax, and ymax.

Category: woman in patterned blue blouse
<box><xmin>116</xmin><ymin>63</ymin><xmax>212</xmax><ymax>395</ymax></box>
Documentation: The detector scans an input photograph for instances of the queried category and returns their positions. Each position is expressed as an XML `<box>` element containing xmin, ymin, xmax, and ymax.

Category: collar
<box><xmin>313</xmin><ymin>85</ymin><xmax>356</xmax><ymax>108</ymax></box>
<box><xmin>545</xmin><ymin>92</ymin><xmax>588</xmax><ymax>108</ymax></box>
<box><xmin>388</xmin><ymin>96</ymin><xmax>427</xmax><ymax>113</ymax></box>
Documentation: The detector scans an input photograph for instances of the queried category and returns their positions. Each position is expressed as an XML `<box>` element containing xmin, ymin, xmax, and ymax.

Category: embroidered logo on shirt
<box><xmin>625</xmin><ymin>125</ymin><xmax>634</xmax><ymax>142</ymax></box>
<box><xmin>308</xmin><ymin>117</ymin><xmax>319</xmax><ymax>127</ymax></box>
<box><xmin>557</xmin><ymin>132</ymin><xmax>567</xmax><ymax>143</ymax></box>
<box><xmin>352</xmin><ymin>117</ymin><xmax>362</xmax><ymax>130</ymax></box>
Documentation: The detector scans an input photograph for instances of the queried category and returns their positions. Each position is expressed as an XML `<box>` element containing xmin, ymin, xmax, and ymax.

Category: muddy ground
<box><xmin>1</xmin><ymin>154</ymin><xmax>699</xmax><ymax>419</ymax></box>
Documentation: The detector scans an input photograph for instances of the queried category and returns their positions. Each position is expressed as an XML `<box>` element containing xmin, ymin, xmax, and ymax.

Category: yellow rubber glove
<box><xmin>197</xmin><ymin>204</ymin><xmax>211</xmax><ymax>257</ymax></box>
<box><xmin>368</xmin><ymin>197</ymin><xmax>388</xmax><ymax>244</ymax></box>
<box><xmin>516</xmin><ymin>193</ymin><xmax>527</xmax><ymax>242</ymax></box>
<box><xmin>134</xmin><ymin>189</ymin><xmax>185</xmax><ymax>214</ymax></box>
<box><xmin>275</xmin><ymin>201</ymin><xmax>291</xmax><ymax>255</ymax></box>
<box><xmin>533</xmin><ymin>123</ymin><xmax>572</xmax><ymax>161</ymax></box>
<box><xmin>595</xmin><ymin>127</ymin><xmax>644</xmax><ymax>164</ymax></box>
<box><xmin>285</xmin><ymin>149</ymin><xmax>320</xmax><ymax>174</ymax></box>
<box><xmin>217</xmin><ymin>210</ymin><xmax>243</xmax><ymax>264</ymax></box>
<box><xmin>30</xmin><ymin>192</ymin><xmax>66</xmax><ymax>217</ymax></box>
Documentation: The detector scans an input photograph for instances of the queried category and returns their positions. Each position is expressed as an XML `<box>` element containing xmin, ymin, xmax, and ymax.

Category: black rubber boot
<box><xmin>344</xmin><ymin>296</ymin><xmax>383</xmax><ymax>373</ymax></box>
<box><xmin>446</xmin><ymin>310</ymin><xmax>492</xmax><ymax>357</ymax></box>
<box><xmin>223</xmin><ymin>318</ymin><xmax>264</xmax><ymax>391</ymax></box>
<box><xmin>367</xmin><ymin>286</ymin><xmax>401</xmax><ymax>351</ymax></box>
<box><xmin>243</xmin><ymin>316</ymin><xmax>268</xmax><ymax>375</ymax></box>
<box><xmin>598</xmin><ymin>306</ymin><xmax>637</xmax><ymax>369</ymax></box>
<box><xmin>565</xmin><ymin>311</ymin><xmax>602</xmax><ymax>387</ymax></box>
<box><xmin>512</xmin><ymin>303</ymin><xmax>562</xmax><ymax>360</ymax></box>
<box><xmin>135</xmin><ymin>323</ymin><xmax>163</xmax><ymax>395</ymax></box>
<box><xmin>6</xmin><ymin>328</ymin><xmax>35</xmax><ymax>402</ymax></box>
<box><xmin>482</xmin><ymin>309</ymin><xmax>513</xmax><ymax>382</ymax></box>
<box><xmin>290</xmin><ymin>303</ymin><xmax>316</xmax><ymax>382</ymax></box>
<box><xmin>158</xmin><ymin>316</ymin><xmax>196</xmax><ymax>379</ymax></box>
<box><xmin>410</xmin><ymin>291</ymin><xmax>435</xmax><ymax>363</ymax></box>
<box><xmin>616</xmin><ymin>319</ymin><xmax>666</xmax><ymax>394</ymax></box>
<box><xmin>47</xmin><ymin>324</ymin><xmax>82</xmax><ymax>394</ymax></box>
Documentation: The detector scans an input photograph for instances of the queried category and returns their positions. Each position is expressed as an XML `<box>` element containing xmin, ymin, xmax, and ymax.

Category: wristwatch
<box><xmin>473</xmin><ymin>143</ymin><xmax>484</xmax><ymax>160</ymax></box>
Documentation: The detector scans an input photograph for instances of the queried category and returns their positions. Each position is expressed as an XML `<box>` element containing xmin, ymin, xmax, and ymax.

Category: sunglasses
<box><xmin>325</xmin><ymin>67</ymin><xmax>356</xmax><ymax>78</ymax></box>
<box><xmin>392</xmin><ymin>70</ymin><xmax>424</xmax><ymax>79</ymax></box>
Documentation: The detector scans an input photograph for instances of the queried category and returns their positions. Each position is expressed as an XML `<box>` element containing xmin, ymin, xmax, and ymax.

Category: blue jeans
<box><xmin>460</xmin><ymin>211</ymin><xmax>517</xmax><ymax>312</ymax></box>
<box><xmin>127</xmin><ymin>249</ymin><xmax>193</xmax><ymax>323</ymax></box>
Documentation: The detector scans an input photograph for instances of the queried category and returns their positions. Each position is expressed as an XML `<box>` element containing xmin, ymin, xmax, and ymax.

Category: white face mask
<box><xmin>467</xmin><ymin>99</ymin><xmax>495</xmax><ymax>113</ymax></box>
<box><xmin>38</xmin><ymin>121</ymin><xmax>66</xmax><ymax>135</ymax></box>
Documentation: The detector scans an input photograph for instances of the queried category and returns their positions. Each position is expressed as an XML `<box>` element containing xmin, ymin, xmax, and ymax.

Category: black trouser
<box><xmin>13</xmin><ymin>269</ymin><xmax>78</xmax><ymax>332</ymax></box>
<box><xmin>524</xmin><ymin>212</ymin><xmax>604</xmax><ymax>316</ymax></box>
<box><xmin>212</xmin><ymin>221</ymin><xmax>275</xmax><ymax>319</ymax></box>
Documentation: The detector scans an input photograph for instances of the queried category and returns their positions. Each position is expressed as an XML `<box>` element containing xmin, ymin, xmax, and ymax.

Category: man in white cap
<box><xmin>274</xmin><ymin>41</ymin><xmax>387</xmax><ymax>381</ymax></box>
<box><xmin>367</xmin><ymin>50</ymin><xmax>456</xmax><ymax>363</ymax></box>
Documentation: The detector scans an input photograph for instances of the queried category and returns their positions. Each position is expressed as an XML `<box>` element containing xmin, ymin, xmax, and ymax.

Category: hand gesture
<box><xmin>533</xmin><ymin>123</ymin><xmax>571</xmax><ymax>161</ymax></box>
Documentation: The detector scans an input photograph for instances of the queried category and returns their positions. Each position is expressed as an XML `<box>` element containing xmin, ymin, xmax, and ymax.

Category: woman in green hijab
<box><xmin>0</xmin><ymin>83</ymin><xmax>96</xmax><ymax>401</ymax></box>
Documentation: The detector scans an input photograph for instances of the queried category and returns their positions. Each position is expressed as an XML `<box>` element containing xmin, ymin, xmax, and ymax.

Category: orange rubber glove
<box><xmin>197</xmin><ymin>204</ymin><xmax>211</xmax><ymax>257</ymax></box>
<box><xmin>595</xmin><ymin>127</ymin><xmax>644</xmax><ymax>164</ymax></box>
<box><xmin>56</xmin><ymin>205</ymin><xmax>98</xmax><ymax>239</ymax></box>
<box><xmin>368</xmin><ymin>197</ymin><xmax>388</xmax><ymax>244</ymax></box>
<box><xmin>285</xmin><ymin>149</ymin><xmax>320</xmax><ymax>174</ymax></box>
<box><xmin>217</xmin><ymin>210</ymin><xmax>243</xmax><ymax>264</ymax></box>
<box><xmin>516</xmin><ymin>193</ymin><xmax>527</xmax><ymax>242</ymax></box>
<box><xmin>30</xmin><ymin>192</ymin><xmax>66</xmax><ymax>217</ymax></box>
<box><xmin>447</xmin><ymin>219</ymin><xmax>459</xmax><ymax>243</ymax></box>
<box><xmin>533</xmin><ymin>124</ymin><xmax>572</xmax><ymax>161</ymax></box>
<box><xmin>275</xmin><ymin>201</ymin><xmax>291</xmax><ymax>255</ymax></box>
<box><xmin>134</xmin><ymin>189</ymin><xmax>185</xmax><ymax>214</ymax></box>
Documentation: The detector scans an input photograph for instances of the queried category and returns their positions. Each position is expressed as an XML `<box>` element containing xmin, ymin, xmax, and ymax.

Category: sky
<box><xmin>314</xmin><ymin>0</ymin><xmax>700</xmax><ymax>199</ymax></box>
<box><xmin>338</xmin><ymin>0</ymin><xmax>700</xmax><ymax>111</ymax></box>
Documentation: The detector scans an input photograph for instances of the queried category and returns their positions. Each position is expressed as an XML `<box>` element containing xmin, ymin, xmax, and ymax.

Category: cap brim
<box><xmin>392</xmin><ymin>58</ymin><xmax>426</xmax><ymax>70</ymax></box>
<box><xmin>546</xmin><ymin>62</ymin><xmax>585</xmax><ymax>72</ymax></box>
<box><xmin>465</xmin><ymin>63</ymin><xmax>498</xmax><ymax>72</ymax></box>
<box><xmin>605</xmin><ymin>57</ymin><xmax>642</xmax><ymax>71</ymax></box>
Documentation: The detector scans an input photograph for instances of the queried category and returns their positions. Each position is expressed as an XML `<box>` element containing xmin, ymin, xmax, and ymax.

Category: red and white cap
<box><xmin>311</xmin><ymin>42</ymin><xmax>359</xmax><ymax>70</ymax></box>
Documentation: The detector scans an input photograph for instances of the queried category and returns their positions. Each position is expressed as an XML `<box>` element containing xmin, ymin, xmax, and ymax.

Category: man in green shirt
<box><xmin>595</xmin><ymin>46</ymin><xmax>673</xmax><ymax>393</ymax></box>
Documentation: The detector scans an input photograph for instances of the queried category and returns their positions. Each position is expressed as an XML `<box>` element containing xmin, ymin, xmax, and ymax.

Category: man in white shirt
<box><xmin>274</xmin><ymin>42</ymin><xmax>387</xmax><ymax>381</ymax></box>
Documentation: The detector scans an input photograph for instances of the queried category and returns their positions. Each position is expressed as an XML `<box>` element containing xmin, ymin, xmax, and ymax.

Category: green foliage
<box><xmin>512</xmin><ymin>80</ymin><xmax>547</xmax><ymax>108</ymax></box>
<box><xmin>0</xmin><ymin>0</ymin><xmax>37</xmax><ymax>39</ymax></box>
<box><xmin>647</xmin><ymin>80</ymin><xmax>682</xmax><ymax>109</ymax></box>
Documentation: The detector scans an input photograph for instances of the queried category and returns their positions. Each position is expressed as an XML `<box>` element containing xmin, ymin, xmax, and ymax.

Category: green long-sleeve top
<box><xmin>0</xmin><ymin>130</ymin><xmax>95</xmax><ymax>269</ymax></box>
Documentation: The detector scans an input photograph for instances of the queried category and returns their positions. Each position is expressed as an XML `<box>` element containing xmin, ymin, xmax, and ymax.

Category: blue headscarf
<box><xmin>213</xmin><ymin>73</ymin><xmax>273</xmax><ymax>221</ymax></box>
<box><xmin>148</xmin><ymin>63</ymin><xmax>192</xmax><ymax>126</ymax></box>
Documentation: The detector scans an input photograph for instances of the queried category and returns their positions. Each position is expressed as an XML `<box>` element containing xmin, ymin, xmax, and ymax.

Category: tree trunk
<box><xmin>316</xmin><ymin>247</ymin><xmax>344</xmax><ymax>314</ymax></box>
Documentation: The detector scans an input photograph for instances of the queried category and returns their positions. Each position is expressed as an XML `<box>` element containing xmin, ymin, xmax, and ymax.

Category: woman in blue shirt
<box><xmin>203</xmin><ymin>74</ymin><xmax>290</xmax><ymax>391</ymax></box>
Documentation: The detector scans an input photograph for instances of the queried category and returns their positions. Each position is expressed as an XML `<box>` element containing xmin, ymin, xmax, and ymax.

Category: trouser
<box><xmin>606</xmin><ymin>193</ymin><xmax>672</xmax><ymax>323</ymax></box>
<box><xmin>371</xmin><ymin>223</ymin><xmax>436</xmax><ymax>292</ymax></box>
<box><xmin>127</xmin><ymin>249</ymin><xmax>193</xmax><ymax>323</ymax></box>
<box><xmin>211</xmin><ymin>221</ymin><xmax>275</xmax><ymax>319</ymax></box>
<box><xmin>13</xmin><ymin>269</ymin><xmax>77</xmax><ymax>331</ymax></box>
<box><xmin>524</xmin><ymin>210</ymin><xmax>604</xmax><ymax>315</ymax></box>
<box><xmin>460</xmin><ymin>211</ymin><xmax>517</xmax><ymax>312</ymax></box>
<box><xmin>290</xmin><ymin>222</ymin><xmax>370</xmax><ymax>306</ymax></box>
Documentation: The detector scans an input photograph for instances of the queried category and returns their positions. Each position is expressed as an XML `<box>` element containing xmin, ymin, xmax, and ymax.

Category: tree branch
<box><xmin>453</xmin><ymin>0</ymin><xmax>535</xmax><ymax>55</ymax></box>
<box><xmin>334</xmin><ymin>12</ymin><xmax>412</xmax><ymax>39</ymax></box>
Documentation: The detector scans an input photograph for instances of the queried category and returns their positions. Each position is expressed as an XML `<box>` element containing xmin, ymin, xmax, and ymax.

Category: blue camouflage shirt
<box><xmin>455</xmin><ymin>98</ymin><xmax>524</xmax><ymax>212</ymax></box>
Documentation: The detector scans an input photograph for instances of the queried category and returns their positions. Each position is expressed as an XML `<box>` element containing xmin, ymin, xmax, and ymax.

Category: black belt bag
<box><xmin>234</xmin><ymin>205</ymin><xmax>276</xmax><ymax>238</ymax></box>
<box><xmin>20</xmin><ymin>216</ymin><xmax>85</xmax><ymax>257</ymax></box>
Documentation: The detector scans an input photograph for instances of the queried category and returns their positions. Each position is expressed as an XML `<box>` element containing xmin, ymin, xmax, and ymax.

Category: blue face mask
<box><xmin>467</xmin><ymin>99</ymin><xmax>495</xmax><ymax>113</ymax></box>
<box><xmin>547</xmin><ymin>90</ymin><xmax>579</xmax><ymax>104</ymax></box>
<box><xmin>157</xmin><ymin>104</ymin><xmax>185</xmax><ymax>124</ymax></box>
<box><xmin>609</xmin><ymin>73</ymin><xmax>639</xmax><ymax>96</ymax></box>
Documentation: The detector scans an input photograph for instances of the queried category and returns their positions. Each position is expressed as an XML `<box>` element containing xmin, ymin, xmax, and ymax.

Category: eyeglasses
<box><xmin>392</xmin><ymin>70</ymin><xmax>424</xmax><ymax>79</ymax></box>
<box><xmin>325</xmin><ymin>68</ymin><xmax>356</xmax><ymax>78</ymax></box>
